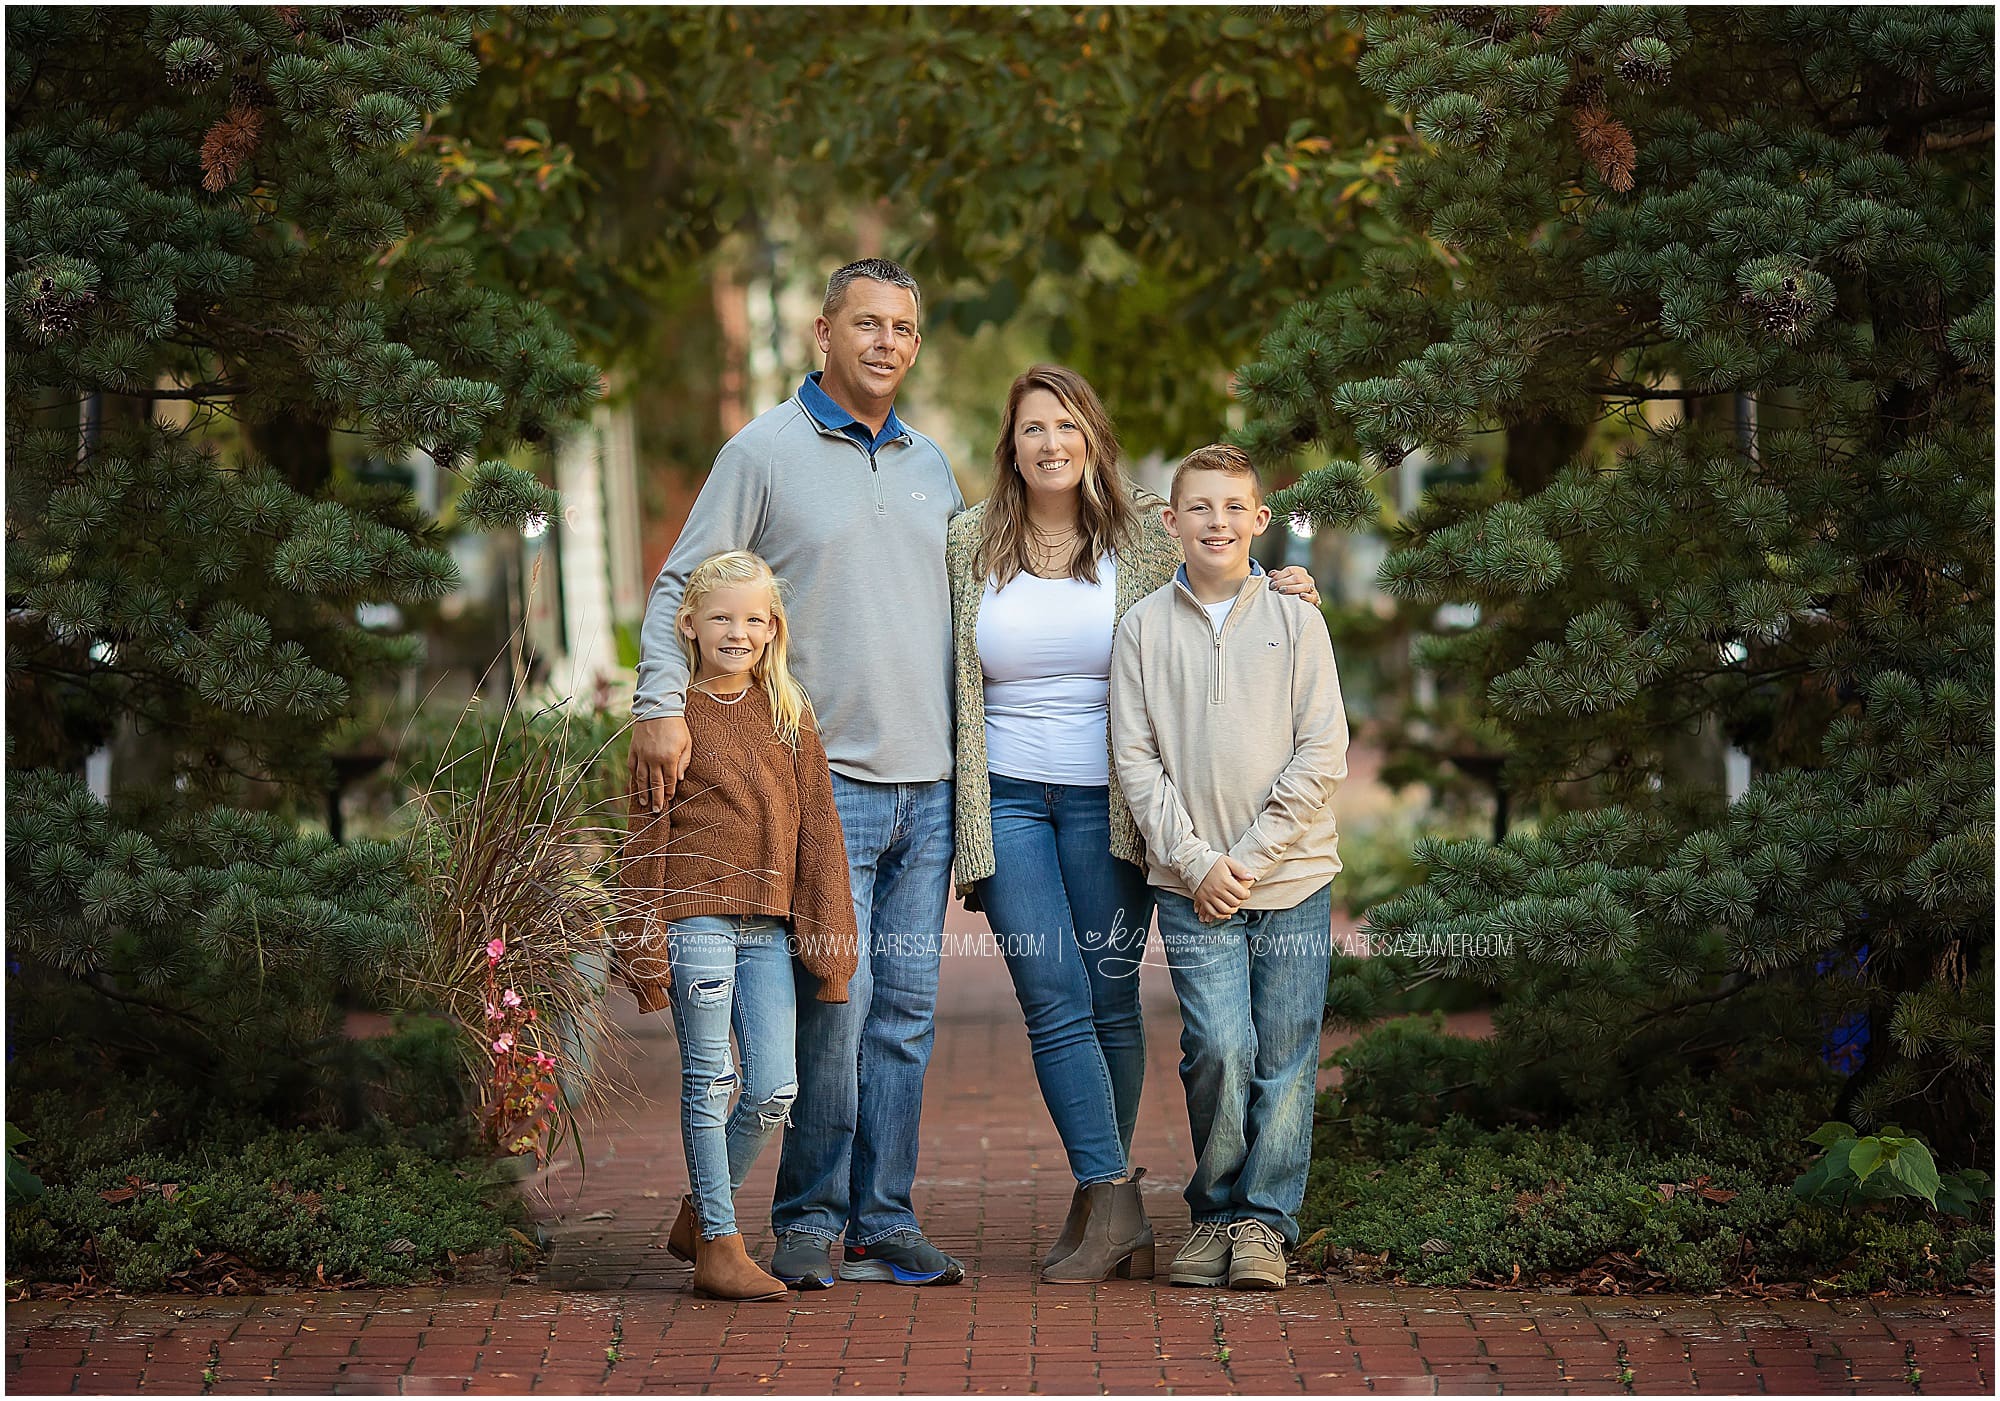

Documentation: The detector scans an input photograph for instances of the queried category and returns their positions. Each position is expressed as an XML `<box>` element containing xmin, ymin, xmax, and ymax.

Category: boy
<box><xmin>1109</xmin><ymin>444</ymin><xmax>1349</xmax><ymax>1291</ymax></box>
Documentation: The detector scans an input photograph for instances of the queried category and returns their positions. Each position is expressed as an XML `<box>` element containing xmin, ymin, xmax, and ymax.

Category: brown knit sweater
<box><xmin>615</xmin><ymin>684</ymin><xmax>858</xmax><ymax>1012</ymax></box>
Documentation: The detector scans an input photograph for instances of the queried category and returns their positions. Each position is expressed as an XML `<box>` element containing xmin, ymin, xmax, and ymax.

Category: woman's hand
<box><xmin>1269</xmin><ymin>564</ymin><xmax>1321</xmax><ymax>607</ymax></box>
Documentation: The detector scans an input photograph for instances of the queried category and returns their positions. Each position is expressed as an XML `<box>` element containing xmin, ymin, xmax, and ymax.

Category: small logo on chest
<box><xmin>911</xmin><ymin>491</ymin><xmax>927</xmax><ymax>501</ymax></box>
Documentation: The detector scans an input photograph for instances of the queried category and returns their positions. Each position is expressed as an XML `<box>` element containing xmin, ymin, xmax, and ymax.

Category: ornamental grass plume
<box><xmin>397</xmin><ymin>678</ymin><xmax>636</xmax><ymax>1163</ymax></box>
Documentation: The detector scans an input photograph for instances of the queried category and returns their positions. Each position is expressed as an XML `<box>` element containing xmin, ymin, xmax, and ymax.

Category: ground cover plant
<box><xmin>1299</xmin><ymin>1054</ymin><xmax>1993</xmax><ymax>1296</ymax></box>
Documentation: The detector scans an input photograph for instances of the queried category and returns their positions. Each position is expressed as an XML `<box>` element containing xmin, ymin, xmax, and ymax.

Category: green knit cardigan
<box><xmin>946</xmin><ymin>488</ymin><xmax>1183</xmax><ymax>896</ymax></box>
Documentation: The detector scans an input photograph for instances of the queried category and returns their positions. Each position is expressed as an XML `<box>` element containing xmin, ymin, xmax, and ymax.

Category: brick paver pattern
<box><xmin>8</xmin><ymin>907</ymin><xmax>1993</xmax><ymax>1394</ymax></box>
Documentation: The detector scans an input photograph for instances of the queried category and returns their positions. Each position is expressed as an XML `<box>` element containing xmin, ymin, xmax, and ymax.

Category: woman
<box><xmin>945</xmin><ymin>365</ymin><xmax>1319</xmax><ymax>1282</ymax></box>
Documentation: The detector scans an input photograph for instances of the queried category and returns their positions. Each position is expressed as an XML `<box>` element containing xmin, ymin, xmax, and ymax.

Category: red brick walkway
<box><xmin>7</xmin><ymin>911</ymin><xmax>1992</xmax><ymax>1394</ymax></box>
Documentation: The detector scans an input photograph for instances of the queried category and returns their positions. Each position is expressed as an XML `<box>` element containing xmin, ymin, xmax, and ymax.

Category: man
<box><xmin>630</xmin><ymin>258</ymin><xmax>966</xmax><ymax>1288</ymax></box>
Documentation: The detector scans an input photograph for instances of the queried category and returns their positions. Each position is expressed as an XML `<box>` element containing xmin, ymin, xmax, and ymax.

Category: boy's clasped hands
<box><xmin>1194</xmin><ymin>854</ymin><xmax>1255</xmax><ymax>924</ymax></box>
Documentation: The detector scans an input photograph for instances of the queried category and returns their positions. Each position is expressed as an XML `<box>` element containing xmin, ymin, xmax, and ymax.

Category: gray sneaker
<box><xmin>1227</xmin><ymin>1219</ymin><xmax>1288</xmax><ymax>1290</ymax></box>
<box><xmin>838</xmin><ymin>1230</ymin><xmax>964</xmax><ymax>1285</ymax></box>
<box><xmin>770</xmin><ymin>1231</ymin><xmax>835</xmax><ymax>1290</ymax></box>
<box><xmin>1169</xmin><ymin>1221</ymin><xmax>1232</xmax><ymax>1287</ymax></box>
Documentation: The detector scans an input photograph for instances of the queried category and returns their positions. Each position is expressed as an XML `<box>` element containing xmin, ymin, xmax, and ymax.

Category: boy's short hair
<box><xmin>1171</xmin><ymin>444</ymin><xmax>1265</xmax><ymax>507</ymax></box>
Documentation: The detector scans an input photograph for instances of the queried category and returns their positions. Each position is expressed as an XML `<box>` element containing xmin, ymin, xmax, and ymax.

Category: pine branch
<box><xmin>1590</xmin><ymin>381</ymin><xmax>1739</xmax><ymax>401</ymax></box>
<box><xmin>86</xmin><ymin>973</ymin><xmax>213</xmax><ymax>1034</ymax></box>
<box><xmin>1926</xmin><ymin>124</ymin><xmax>1994</xmax><ymax>154</ymax></box>
<box><xmin>1831</xmin><ymin>93</ymin><xmax>1993</xmax><ymax>135</ymax></box>
<box><xmin>111</xmin><ymin>382</ymin><xmax>244</xmax><ymax>402</ymax></box>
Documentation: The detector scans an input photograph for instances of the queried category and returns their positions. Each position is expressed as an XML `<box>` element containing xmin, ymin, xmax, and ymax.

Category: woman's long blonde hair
<box><xmin>976</xmin><ymin>364</ymin><xmax>1139</xmax><ymax>589</ymax></box>
<box><xmin>675</xmin><ymin>551</ymin><xmax>811</xmax><ymax>747</ymax></box>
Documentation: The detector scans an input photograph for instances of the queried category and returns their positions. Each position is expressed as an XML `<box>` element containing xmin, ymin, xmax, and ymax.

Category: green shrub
<box><xmin>1303</xmin><ymin>1079</ymin><xmax>1993</xmax><ymax>1295</ymax></box>
<box><xmin>6</xmin><ymin>1040</ymin><xmax>519</xmax><ymax>1291</ymax></box>
<box><xmin>9</xmin><ymin>1129</ymin><xmax>526</xmax><ymax>1292</ymax></box>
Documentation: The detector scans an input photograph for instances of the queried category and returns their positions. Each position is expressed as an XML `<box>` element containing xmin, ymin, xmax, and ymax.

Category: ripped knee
<box><xmin>705</xmin><ymin>1066</ymin><xmax>739</xmax><ymax>1100</ymax></box>
<box><xmin>749</xmin><ymin>1081</ymin><xmax>798</xmax><ymax>1129</ymax></box>
<box><xmin>688</xmin><ymin>976</ymin><xmax>731</xmax><ymax>1007</ymax></box>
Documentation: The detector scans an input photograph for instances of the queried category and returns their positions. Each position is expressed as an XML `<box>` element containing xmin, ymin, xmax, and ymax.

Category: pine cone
<box><xmin>166</xmin><ymin>49</ymin><xmax>222</xmax><ymax>88</ymax></box>
<box><xmin>27</xmin><ymin>276</ymin><xmax>94</xmax><ymax>340</ymax></box>
<box><xmin>1740</xmin><ymin>276</ymin><xmax>1812</xmax><ymax>343</ymax></box>
<box><xmin>230</xmin><ymin>72</ymin><xmax>270</xmax><ymax>109</ymax></box>
<box><xmin>1616</xmin><ymin>43</ymin><xmax>1670</xmax><ymax>88</ymax></box>
<box><xmin>1569</xmin><ymin>74</ymin><xmax>1606</xmax><ymax>110</ymax></box>
<box><xmin>1435</xmin><ymin>7</ymin><xmax>1495</xmax><ymax>31</ymax></box>
<box><xmin>1380</xmin><ymin>442</ymin><xmax>1409</xmax><ymax>469</ymax></box>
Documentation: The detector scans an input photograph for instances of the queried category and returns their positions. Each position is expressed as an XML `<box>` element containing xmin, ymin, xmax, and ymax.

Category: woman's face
<box><xmin>1010</xmin><ymin>388</ymin><xmax>1090</xmax><ymax>505</ymax></box>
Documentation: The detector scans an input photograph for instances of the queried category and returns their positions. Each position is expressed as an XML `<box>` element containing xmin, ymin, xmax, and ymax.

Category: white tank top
<box><xmin>976</xmin><ymin>556</ymin><xmax>1116</xmax><ymax>786</ymax></box>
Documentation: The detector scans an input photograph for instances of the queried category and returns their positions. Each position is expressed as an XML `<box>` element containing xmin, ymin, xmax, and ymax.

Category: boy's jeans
<box><xmin>976</xmin><ymin>775</ymin><xmax>1152</xmax><ymax>1182</ymax></box>
<box><xmin>665</xmin><ymin>915</ymin><xmax>798</xmax><ymax>1240</ymax></box>
<box><xmin>1155</xmin><ymin>882</ymin><xmax>1334</xmax><ymax>1245</ymax></box>
<box><xmin>773</xmin><ymin>775</ymin><xmax>953</xmax><ymax>1247</ymax></box>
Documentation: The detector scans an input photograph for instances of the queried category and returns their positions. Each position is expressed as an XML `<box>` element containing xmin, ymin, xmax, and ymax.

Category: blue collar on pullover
<box><xmin>797</xmin><ymin>371</ymin><xmax>910</xmax><ymax>453</ymax></box>
<box><xmin>1174</xmin><ymin>557</ymin><xmax>1267</xmax><ymax>593</ymax></box>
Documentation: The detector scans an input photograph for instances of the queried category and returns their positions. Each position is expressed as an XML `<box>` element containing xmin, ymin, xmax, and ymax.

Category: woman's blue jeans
<box><xmin>665</xmin><ymin>915</ymin><xmax>798</xmax><ymax>1240</ymax></box>
<box><xmin>975</xmin><ymin>775</ymin><xmax>1153</xmax><ymax>1186</ymax></box>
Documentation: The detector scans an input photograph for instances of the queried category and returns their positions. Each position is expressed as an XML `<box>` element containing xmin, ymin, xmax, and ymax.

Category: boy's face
<box><xmin>1164</xmin><ymin>468</ymin><xmax>1272</xmax><ymax>577</ymax></box>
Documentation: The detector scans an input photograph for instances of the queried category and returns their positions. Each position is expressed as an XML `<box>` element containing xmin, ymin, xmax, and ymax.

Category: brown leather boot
<box><xmin>692</xmin><ymin>1231</ymin><xmax>788</xmax><ymax>1301</ymax></box>
<box><xmin>666</xmin><ymin>1195</ymin><xmax>697</xmax><ymax>1263</ymax></box>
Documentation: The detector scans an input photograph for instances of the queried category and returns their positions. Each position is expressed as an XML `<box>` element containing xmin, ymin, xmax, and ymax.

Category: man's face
<box><xmin>814</xmin><ymin>279</ymin><xmax>921</xmax><ymax>411</ymax></box>
<box><xmin>1163</xmin><ymin>468</ymin><xmax>1272</xmax><ymax>576</ymax></box>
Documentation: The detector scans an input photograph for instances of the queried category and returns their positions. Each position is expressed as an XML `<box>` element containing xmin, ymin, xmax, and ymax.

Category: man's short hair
<box><xmin>823</xmin><ymin>258</ymin><xmax>923</xmax><ymax>320</ymax></box>
<box><xmin>1171</xmin><ymin>443</ymin><xmax>1265</xmax><ymax>507</ymax></box>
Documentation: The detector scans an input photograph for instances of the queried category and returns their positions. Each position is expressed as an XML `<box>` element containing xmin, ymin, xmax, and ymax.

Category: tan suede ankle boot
<box><xmin>692</xmin><ymin>1232</ymin><xmax>788</xmax><ymax>1301</ymax></box>
<box><xmin>666</xmin><ymin>1195</ymin><xmax>697</xmax><ymax>1263</ymax></box>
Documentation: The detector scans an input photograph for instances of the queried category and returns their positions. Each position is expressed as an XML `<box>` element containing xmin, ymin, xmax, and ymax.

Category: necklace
<box><xmin>693</xmin><ymin>680</ymin><xmax>752</xmax><ymax>705</ymax></box>
<box><xmin>1025</xmin><ymin>514</ymin><xmax>1081</xmax><ymax>577</ymax></box>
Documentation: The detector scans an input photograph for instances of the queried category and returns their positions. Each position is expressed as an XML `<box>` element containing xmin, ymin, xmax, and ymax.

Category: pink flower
<box><xmin>492</xmin><ymin>1032</ymin><xmax>515</xmax><ymax>1054</ymax></box>
<box><xmin>486</xmin><ymin>937</ymin><xmax>506</xmax><ymax>963</ymax></box>
<box><xmin>532</xmin><ymin>1052</ymin><xmax>556</xmax><ymax>1072</ymax></box>
<box><xmin>502</xmin><ymin>988</ymin><xmax>523</xmax><ymax>1008</ymax></box>
<box><xmin>485</xmin><ymin>1002</ymin><xmax>504</xmax><ymax>1022</ymax></box>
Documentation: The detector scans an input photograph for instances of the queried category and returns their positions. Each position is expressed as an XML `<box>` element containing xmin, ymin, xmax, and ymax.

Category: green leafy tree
<box><xmin>5</xmin><ymin>6</ymin><xmax>597</xmax><ymax>1114</ymax></box>
<box><xmin>1249</xmin><ymin>7</ymin><xmax>1993</xmax><ymax>1161</ymax></box>
<box><xmin>444</xmin><ymin>7</ymin><xmax>1401</xmax><ymax>450</ymax></box>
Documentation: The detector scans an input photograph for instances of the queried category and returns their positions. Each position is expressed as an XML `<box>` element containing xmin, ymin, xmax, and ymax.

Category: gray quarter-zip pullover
<box><xmin>633</xmin><ymin>392</ymin><xmax>964</xmax><ymax>784</ymax></box>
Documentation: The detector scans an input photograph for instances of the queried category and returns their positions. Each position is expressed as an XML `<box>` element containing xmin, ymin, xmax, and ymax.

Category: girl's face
<box><xmin>680</xmin><ymin>583</ymin><xmax>776</xmax><ymax>685</ymax></box>
<box><xmin>1011</xmin><ymin>387</ymin><xmax>1090</xmax><ymax>506</ymax></box>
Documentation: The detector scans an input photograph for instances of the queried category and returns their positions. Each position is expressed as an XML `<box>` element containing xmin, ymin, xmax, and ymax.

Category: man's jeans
<box><xmin>1155</xmin><ymin>882</ymin><xmax>1334</xmax><ymax>1245</ymax></box>
<box><xmin>773</xmin><ymin>775</ymin><xmax>953</xmax><ymax>1246</ymax></box>
<box><xmin>665</xmin><ymin>915</ymin><xmax>797</xmax><ymax>1240</ymax></box>
<box><xmin>976</xmin><ymin>775</ymin><xmax>1151</xmax><ymax>1183</ymax></box>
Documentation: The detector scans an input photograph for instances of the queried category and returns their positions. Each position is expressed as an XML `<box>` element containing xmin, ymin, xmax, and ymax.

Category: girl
<box><xmin>616</xmin><ymin>550</ymin><xmax>857</xmax><ymax>1302</ymax></box>
<box><xmin>944</xmin><ymin>365</ymin><xmax>1319</xmax><ymax>1282</ymax></box>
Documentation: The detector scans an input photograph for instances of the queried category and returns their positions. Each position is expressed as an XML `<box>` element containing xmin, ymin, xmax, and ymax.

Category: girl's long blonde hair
<box><xmin>675</xmin><ymin>551</ymin><xmax>811</xmax><ymax>747</ymax></box>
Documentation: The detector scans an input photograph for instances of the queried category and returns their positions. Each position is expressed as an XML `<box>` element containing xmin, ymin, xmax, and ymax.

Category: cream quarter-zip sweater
<box><xmin>1109</xmin><ymin>566</ymin><xmax>1349</xmax><ymax>908</ymax></box>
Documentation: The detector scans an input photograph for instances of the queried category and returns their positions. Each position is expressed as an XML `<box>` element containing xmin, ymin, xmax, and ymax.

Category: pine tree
<box><xmin>5</xmin><ymin>7</ymin><xmax>598</xmax><ymax>1113</ymax></box>
<box><xmin>1243</xmin><ymin>8</ymin><xmax>1994</xmax><ymax>1161</ymax></box>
